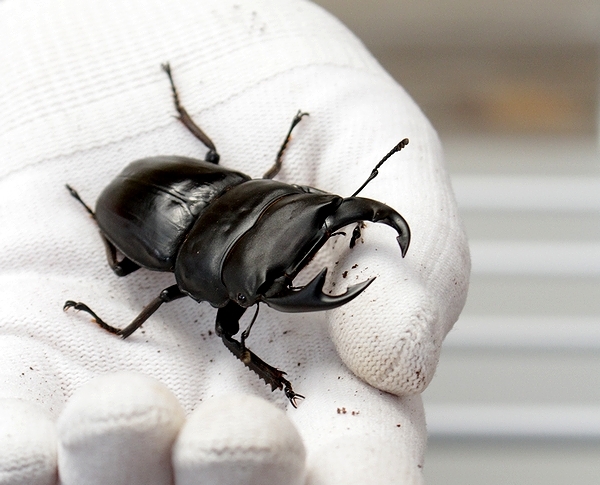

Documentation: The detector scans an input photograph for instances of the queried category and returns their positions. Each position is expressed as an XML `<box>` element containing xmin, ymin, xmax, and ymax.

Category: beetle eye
<box><xmin>237</xmin><ymin>293</ymin><xmax>247</xmax><ymax>303</ymax></box>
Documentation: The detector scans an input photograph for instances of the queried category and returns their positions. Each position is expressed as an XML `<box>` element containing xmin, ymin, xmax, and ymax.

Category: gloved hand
<box><xmin>0</xmin><ymin>0</ymin><xmax>470</xmax><ymax>484</ymax></box>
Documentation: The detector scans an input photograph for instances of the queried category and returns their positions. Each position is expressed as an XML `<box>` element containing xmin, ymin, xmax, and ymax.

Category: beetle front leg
<box><xmin>64</xmin><ymin>284</ymin><xmax>186</xmax><ymax>338</ymax></box>
<box><xmin>215</xmin><ymin>302</ymin><xmax>304</xmax><ymax>407</ymax></box>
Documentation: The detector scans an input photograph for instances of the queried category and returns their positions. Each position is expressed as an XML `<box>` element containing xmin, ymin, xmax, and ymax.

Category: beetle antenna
<box><xmin>351</xmin><ymin>138</ymin><xmax>409</xmax><ymax>197</ymax></box>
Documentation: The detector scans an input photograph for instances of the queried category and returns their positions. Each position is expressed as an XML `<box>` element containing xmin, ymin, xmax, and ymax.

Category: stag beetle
<box><xmin>64</xmin><ymin>64</ymin><xmax>410</xmax><ymax>406</ymax></box>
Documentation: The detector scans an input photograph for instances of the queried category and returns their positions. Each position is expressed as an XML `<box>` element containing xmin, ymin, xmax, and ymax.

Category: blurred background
<box><xmin>312</xmin><ymin>1</ymin><xmax>600</xmax><ymax>483</ymax></box>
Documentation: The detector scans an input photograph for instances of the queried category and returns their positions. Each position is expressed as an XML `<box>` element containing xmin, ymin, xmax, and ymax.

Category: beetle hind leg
<box><xmin>63</xmin><ymin>300</ymin><xmax>122</xmax><ymax>335</ymax></box>
<box><xmin>100</xmin><ymin>235</ymin><xmax>141</xmax><ymax>277</ymax></box>
<box><xmin>64</xmin><ymin>284</ymin><xmax>186</xmax><ymax>338</ymax></box>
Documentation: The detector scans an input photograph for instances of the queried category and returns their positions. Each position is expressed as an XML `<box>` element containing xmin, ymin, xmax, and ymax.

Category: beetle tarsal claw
<box><xmin>263</xmin><ymin>268</ymin><xmax>376</xmax><ymax>313</ymax></box>
<box><xmin>285</xmin><ymin>388</ymin><xmax>305</xmax><ymax>408</ymax></box>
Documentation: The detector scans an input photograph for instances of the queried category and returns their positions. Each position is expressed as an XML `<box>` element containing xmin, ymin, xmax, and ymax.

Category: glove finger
<box><xmin>173</xmin><ymin>394</ymin><xmax>305</xmax><ymax>485</ymax></box>
<box><xmin>57</xmin><ymin>372</ymin><xmax>185</xmax><ymax>485</ymax></box>
<box><xmin>327</xmin><ymin>225</ymin><xmax>440</xmax><ymax>395</ymax></box>
<box><xmin>0</xmin><ymin>400</ymin><xmax>57</xmax><ymax>485</ymax></box>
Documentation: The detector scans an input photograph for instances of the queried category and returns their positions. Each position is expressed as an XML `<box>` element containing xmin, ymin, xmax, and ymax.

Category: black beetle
<box><xmin>64</xmin><ymin>64</ymin><xmax>410</xmax><ymax>406</ymax></box>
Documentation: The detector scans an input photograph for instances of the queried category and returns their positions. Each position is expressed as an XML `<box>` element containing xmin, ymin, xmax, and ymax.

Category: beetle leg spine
<box><xmin>219</xmin><ymin>333</ymin><xmax>302</xmax><ymax>405</ymax></box>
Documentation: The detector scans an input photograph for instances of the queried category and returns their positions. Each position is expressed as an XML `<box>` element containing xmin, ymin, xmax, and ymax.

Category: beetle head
<box><xmin>220</xmin><ymin>193</ymin><xmax>409</xmax><ymax>313</ymax></box>
<box><xmin>255</xmin><ymin>195</ymin><xmax>411</xmax><ymax>312</ymax></box>
<box><xmin>219</xmin><ymin>192</ymin><xmax>380</xmax><ymax>312</ymax></box>
<box><xmin>178</xmin><ymin>183</ymin><xmax>409</xmax><ymax>314</ymax></box>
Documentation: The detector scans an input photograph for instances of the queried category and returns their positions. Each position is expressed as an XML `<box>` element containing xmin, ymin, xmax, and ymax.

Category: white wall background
<box><xmin>312</xmin><ymin>1</ymin><xmax>600</xmax><ymax>484</ymax></box>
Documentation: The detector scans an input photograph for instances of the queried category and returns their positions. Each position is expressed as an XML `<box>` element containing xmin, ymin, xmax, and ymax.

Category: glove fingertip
<box><xmin>0</xmin><ymin>399</ymin><xmax>57</xmax><ymax>485</ymax></box>
<box><xmin>173</xmin><ymin>394</ymin><xmax>306</xmax><ymax>485</ymax></box>
<box><xmin>57</xmin><ymin>372</ymin><xmax>185</xmax><ymax>485</ymax></box>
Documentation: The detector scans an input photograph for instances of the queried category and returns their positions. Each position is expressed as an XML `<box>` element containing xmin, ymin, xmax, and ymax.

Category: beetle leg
<box><xmin>215</xmin><ymin>302</ymin><xmax>304</xmax><ymax>407</ymax></box>
<box><xmin>220</xmin><ymin>334</ymin><xmax>304</xmax><ymax>407</ymax></box>
<box><xmin>161</xmin><ymin>63</ymin><xmax>220</xmax><ymax>164</ymax></box>
<box><xmin>351</xmin><ymin>138</ymin><xmax>409</xmax><ymax>197</ymax></box>
<box><xmin>262</xmin><ymin>110</ymin><xmax>309</xmax><ymax>179</ymax></box>
<box><xmin>65</xmin><ymin>184</ymin><xmax>141</xmax><ymax>277</ymax></box>
<box><xmin>215</xmin><ymin>300</ymin><xmax>244</xmax><ymax>337</ymax></box>
<box><xmin>63</xmin><ymin>284</ymin><xmax>186</xmax><ymax>338</ymax></box>
<box><xmin>65</xmin><ymin>184</ymin><xmax>95</xmax><ymax>218</ymax></box>
<box><xmin>65</xmin><ymin>184</ymin><xmax>140</xmax><ymax>276</ymax></box>
<box><xmin>99</xmin><ymin>234</ymin><xmax>141</xmax><ymax>277</ymax></box>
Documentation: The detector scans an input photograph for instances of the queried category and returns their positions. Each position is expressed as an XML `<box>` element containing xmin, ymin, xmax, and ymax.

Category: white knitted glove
<box><xmin>0</xmin><ymin>0</ymin><xmax>470</xmax><ymax>484</ymax></box>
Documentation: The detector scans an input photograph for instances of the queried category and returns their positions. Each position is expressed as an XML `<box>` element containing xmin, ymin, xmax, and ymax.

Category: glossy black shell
<box><xmin>94</xmin><ymin>154</ymin><xmax>410</xmax><ymax>314</ymax></box>
<box><xmin>95</xmin><ymin>156</ymin><xmax>250</xmax><ymax>271</ymax></box>
<box><xmin>95</xmin><ymin>157</ymin><xmax>345</xmax><ymax>309</ymax></box>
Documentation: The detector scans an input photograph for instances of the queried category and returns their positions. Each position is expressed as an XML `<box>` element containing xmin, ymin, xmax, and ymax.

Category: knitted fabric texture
<box><xmin>0</xmin><ymin>0</ymin><xmax>470</xmax><ymax>483</ymax></box>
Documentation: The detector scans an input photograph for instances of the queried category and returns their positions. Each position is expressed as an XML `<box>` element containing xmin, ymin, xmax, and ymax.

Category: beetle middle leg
<box><xmin>215</xmin><ymin>302</ymin><xmax>304</xmax><ymax>407</ymax></box>
<box><xmin>66</xmin><ymin>184</ymin><xmax>141</xmax><ymax>277</ymax></box>
<box><xmin>161</xmin><ymin>63</ymin><xmax>220</xmax><ymax>164</ymax></box>
<box><xmin>64</xmin><ymin>284</ymin><xmax>186</xmax><ymax>338</ymax></box>
<box><xmin>100</xmin><ymin>235</ymin><xmax>141</xmax><ymax>277</ymax></box>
